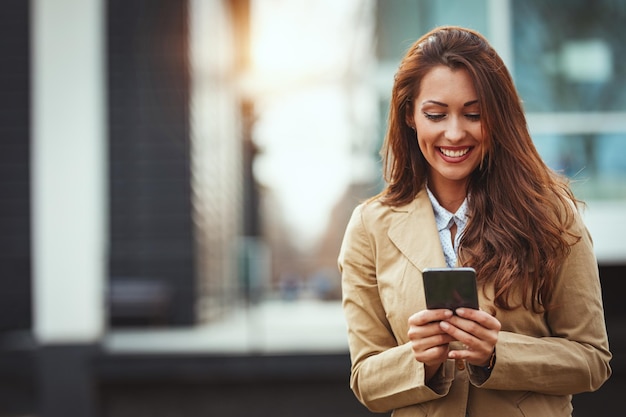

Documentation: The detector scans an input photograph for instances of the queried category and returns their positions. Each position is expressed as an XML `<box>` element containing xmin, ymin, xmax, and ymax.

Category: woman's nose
<box><xmin>444</xmin><ymin>117</ymin><xmax>466</xmax><ymax>141</ymax></box>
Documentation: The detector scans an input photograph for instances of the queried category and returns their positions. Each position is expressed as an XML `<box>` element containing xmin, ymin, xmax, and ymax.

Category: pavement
<box><xmin>104</xmin><ymin>298</ymin><xmax>350</xmax><ymax>355</ymax></box>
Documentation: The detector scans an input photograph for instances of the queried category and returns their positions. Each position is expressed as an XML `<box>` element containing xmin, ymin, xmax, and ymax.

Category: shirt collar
<box><xmin>426</xmin><ymin>186</ymin><xmax>469</xmax><ymax>232</ymax></box>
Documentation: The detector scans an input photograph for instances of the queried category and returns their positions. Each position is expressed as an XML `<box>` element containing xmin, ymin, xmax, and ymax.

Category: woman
<box><xmin>338</xmin><ymin>26</ymin><xmax>611</xmax><ymax>417</ymax></box>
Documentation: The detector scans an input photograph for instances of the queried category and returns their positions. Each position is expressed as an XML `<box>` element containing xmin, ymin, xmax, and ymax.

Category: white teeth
<box><xmin>440</xmin><ymin>148</ymin><xmax>470</xmax><ymax>157</ymax></box>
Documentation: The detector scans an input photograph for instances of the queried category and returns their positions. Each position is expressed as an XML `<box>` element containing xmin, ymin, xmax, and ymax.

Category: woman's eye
<box><xmin>465</xmin><ymin>113</ymin><xmax>481</xmax><ymax>121</ymax></box>
<box><xmin>424</xmin><ymin>112</ymin><xmax>445</xmax><ymax>121</ymax></box>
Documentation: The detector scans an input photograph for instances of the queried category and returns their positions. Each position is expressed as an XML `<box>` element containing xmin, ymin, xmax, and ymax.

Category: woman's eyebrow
<box><xmin>421</xmin><ymin>100</ymin><xmax>447</xmax><ymax>107</ymax></box>
<box><xmin>421</xmin><ymin>99</ymin><xmax>478</xmax><ymax>107</ymax></box>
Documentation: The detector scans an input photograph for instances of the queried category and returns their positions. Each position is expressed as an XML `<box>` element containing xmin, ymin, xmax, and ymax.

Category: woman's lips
<box><xmin>438</xmin><ymin>146</ymin><xmax>472</xmax><ymax>159</ymax></box>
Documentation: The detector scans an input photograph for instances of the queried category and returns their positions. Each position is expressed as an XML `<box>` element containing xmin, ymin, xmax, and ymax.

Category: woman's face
<box><xmin>410</xmin><ymin>65</ymin><xmax>487</xmax><ymax>194</ymax></box>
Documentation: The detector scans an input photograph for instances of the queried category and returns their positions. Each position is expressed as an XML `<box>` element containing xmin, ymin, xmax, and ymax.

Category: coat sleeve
<box><xmin>338</xmin><ymin>204</ymin><xmax>453</xmax><ymax>413</ymax></box>
<box><xmin>478</xmin><ymin>209</ymin><xmax>612</xmax><ymax>395</ymax></box>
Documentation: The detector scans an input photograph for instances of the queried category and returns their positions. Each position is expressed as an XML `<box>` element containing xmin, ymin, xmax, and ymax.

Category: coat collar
<box><xmin>387</xmin><ymin>189</ymin><xmax>447</xmax><ymax>272</ymax></box>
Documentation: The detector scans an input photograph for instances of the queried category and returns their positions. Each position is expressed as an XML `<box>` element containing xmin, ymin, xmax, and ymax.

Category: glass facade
<box><xmin>512</xmin><ymin>0</ymin><xmax>626</xmax><ymax>201</ymax></box>
<box><xmin>513</xmin><ymin>0</ymin><xmax>626</xmax><ymax>112</ymax></box>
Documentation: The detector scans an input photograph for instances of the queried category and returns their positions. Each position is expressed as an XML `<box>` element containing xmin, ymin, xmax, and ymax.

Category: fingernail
<box><xmin>456</xmin><ymin>308</ymin><xmax>465</xmax><ymax>316</ymax></box>
<box><xmin>440</xmin><ymin>321</ymin><xmax>449</xmax><ymax>330</ymax></box>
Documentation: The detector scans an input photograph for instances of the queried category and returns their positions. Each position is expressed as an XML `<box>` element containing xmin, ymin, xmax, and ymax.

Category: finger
<box><xmin>439</xmin><ymin>320</ymin><xmax>496</xmax><ymax>365</ymax></box>
<box><xmin>439</xmin><ymin>319</ymin><xmax>494</xmax><ymax>351</ymax></box>
<box><xmin>447</xmin><ymin>346</ymin><xmax>493</xmax><ymax>366</ymax></box>
<box><xmin>444</xmin><ymin>314</ymin><xmax>491</xmax><ymax>340</ymax></box>
<box><xmin>411</xmin><ymin>342</ymin><xmax>451</xmax><ymax>366</ymax></box>
<box><xmin>455</xmin><ymin>308</ymin><xmax>502</xmax><ymax>332</ymax></box>
<box><xmin>447</xmin><ymin>342</ymin><xmax>495</xmax><ymax>367</ymax></box>
<box><xmin>450</xmin><ymin>316</ymin><xmax>498</xmax><ymax>345</ymax></box>
<box><xmin>408</xmin><ymin>321</ymin><xmax>446</xmax><ymax>338</ymax></box>
<box><xmin>408</xmin><ymin>308</ymin><xmax>453</xmax><ymax>326</ymax></box>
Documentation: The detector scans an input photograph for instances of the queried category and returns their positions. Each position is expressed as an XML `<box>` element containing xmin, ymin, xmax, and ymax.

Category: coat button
<box><xmin>456</xmin><ymin>359</ymin><xmax>465</xmax><ymax>370</ymax></box>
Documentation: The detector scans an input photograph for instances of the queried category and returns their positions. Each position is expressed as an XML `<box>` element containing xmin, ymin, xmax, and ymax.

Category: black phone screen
<box><xmin>422</xmin><ymin>267</ymin><xmax>479</xmax><ymax>310</ymax></box>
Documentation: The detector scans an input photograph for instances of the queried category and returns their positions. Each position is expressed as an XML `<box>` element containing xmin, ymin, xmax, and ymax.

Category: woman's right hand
<box><xmin>408</xmin><ymin>309</ymin><xmax>456</xmax><ymax>380</ymax></box>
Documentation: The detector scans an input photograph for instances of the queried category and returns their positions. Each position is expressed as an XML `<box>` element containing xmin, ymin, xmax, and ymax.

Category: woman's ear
<box><xmin>405</xmin><ymin>102</ymin><xmax>416</xmax><ymax>130</ymax></box>
<box><xmin>406</xmin><ymin>118</ymin><xmax>416</xmax><ymax>131</ymax></box>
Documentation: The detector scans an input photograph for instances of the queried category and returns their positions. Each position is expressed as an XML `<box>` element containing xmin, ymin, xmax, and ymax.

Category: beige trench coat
<box><xmin>338</xmin><ymin>188</ymin><xmax>611</xmax><ymax>417</ymax></box>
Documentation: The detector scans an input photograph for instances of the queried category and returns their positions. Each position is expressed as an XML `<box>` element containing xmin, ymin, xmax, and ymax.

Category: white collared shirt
<box><xmin>426</xmin><ymin>187</ymin><xmax>469</xmax><ymax>267</ymax></box>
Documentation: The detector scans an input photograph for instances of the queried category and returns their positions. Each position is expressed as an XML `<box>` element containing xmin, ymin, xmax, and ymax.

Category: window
<box><xmin>513</xmin><ymin>0</ymin><xmax>626</xmax><ymax>202</ymax></box>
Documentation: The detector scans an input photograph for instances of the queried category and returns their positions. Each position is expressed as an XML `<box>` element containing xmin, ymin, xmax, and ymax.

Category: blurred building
<box><xmin>106</xmin><ymin>0</ymin><xmax>258</xmax><ymax>327</ymax></box>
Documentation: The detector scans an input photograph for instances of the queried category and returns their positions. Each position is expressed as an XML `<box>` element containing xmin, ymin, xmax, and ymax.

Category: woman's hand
<box><xmin>408</xmin><ymin>309</ymin><xmax>457</xmax><ymax>380</ymax></box>
<box><xmin>439</xmin><ymin>308</ymin><xmax>501</xmax><ymax>367</ymax></box>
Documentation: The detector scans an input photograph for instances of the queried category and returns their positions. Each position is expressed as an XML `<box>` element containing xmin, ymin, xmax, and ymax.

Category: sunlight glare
<box><xmin>249</xmin><ymin>0</ymin><xmax>376</xmax><ymax>249</ymax></box>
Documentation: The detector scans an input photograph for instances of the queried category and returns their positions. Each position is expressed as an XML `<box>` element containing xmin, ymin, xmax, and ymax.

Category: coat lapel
<box><xmin>387</xmin><ymin>189</ymin><xmax>447</xmax><ymax>272</ymax></box>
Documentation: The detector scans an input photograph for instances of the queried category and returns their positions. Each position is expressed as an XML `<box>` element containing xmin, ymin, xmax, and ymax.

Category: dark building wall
<box><xmin>0</xmin><ymin>0</ymin><xmax>31</xmax><ymax>332</ymax></box>
<box><xmin>96</xmin><ymin>353</ymin><xmax>379</xmax><ymax>417</ymax></box>
<box><xmin>107</xmin><ymin>0</ymin><xmax>195</xmax><ymax>326</ymax></box>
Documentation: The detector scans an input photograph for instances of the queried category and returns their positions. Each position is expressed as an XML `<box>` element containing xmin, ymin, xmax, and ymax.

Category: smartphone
<box><xmin>422</xmin><ymin>267</ymin><xmax>479</xmax><ymax>311</ymax></box>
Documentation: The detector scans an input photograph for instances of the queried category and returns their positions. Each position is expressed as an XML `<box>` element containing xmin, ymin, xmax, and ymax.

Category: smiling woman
<box><xmin>338</xmin><ymin>25</ymin><xmax>611</xmax><ymax>416</ymax></box>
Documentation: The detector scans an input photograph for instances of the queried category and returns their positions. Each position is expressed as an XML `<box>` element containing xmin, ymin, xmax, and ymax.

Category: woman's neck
<box><xmin>427</xmin><ymin>178</ymin><xmax>468</xmax><ymax>213</ymax></box>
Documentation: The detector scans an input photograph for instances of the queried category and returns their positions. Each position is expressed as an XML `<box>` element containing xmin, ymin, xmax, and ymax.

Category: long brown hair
<box><xmin>379</xmin><ymin>26</ymin><xmax>580</xmax><ymax>312</ymax></box>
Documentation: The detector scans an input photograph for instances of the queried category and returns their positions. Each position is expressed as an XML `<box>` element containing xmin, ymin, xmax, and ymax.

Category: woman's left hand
<box><xmin>439</xmin><ymin>308</ymin><xmax>501</xmax><ymax>367</ymax></box>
